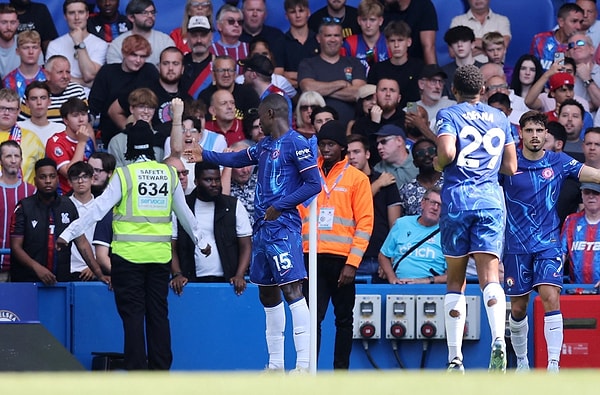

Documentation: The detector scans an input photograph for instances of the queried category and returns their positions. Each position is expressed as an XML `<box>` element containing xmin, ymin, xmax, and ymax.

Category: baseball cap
<box><xmin>419</xmin><ymin>64</ymin><xmax>448</xmax><ymax>80</ymax></box>
<box><xmin>357</xmin><ymin>84</ymin><xmax>376</xmax><ymax>100</ymax></box>
<box><xmin>373</xmin><ymin>124</ymin><xmax>407</xmax><ymax>139</ymax></box>
<box><xmin>238</xmin><ymin>54</ymin><xmax>274</xmax><ymax>77</ymax></box>
<box><xmin>188</xmin><ymin>16</ymin><xmax>211</xmax><ymax>33</ymax></box>
<box><xmin>580</xmin><ymin>183</ymin><xmax>600</xmax><ymax>193</ymax></box>
<box><xmin>317</xmin><ymin>120</ymin><xmax>348</xmax><ymax>148</ymax></box>
<box><xmin>549</xmin><ymin>72</ymin><xmax>575</xmax><ymax>91</ymax></box>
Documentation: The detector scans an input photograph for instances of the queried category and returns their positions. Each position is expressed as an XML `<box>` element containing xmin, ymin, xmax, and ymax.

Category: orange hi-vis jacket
<box><xmin>298</xmin><ymin>157</ymin><xmax>374</xmax><ymax>268</ymax></box>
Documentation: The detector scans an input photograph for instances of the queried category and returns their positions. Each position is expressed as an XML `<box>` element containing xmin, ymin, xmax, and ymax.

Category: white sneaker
<box><xmin>547</xmin><ymin>359</ymin><xmax>560</xmax><ymax>373</ymax></box>
<box><xmin>447</xmin><ymin>357</ymin><xmax>465</xmax><ymax>374</ymax></box>
<box><xmin>262</xmin><ymin>366</ymin><xmax>284</xmax><ymax>375</ymax></box>
<box><xmin>516</xmin><ymin>357</ymin><xmax>530</xmax><ymax>372</ymax></box>
<box><xmin>289</xmin><ymin>366</ymin><xmax>309</xmax><ymax>375</ymax></box>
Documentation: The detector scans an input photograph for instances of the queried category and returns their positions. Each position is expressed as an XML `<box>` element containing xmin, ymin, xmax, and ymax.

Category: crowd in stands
<box><xmin>2</xmin><ymin>0</ymin><xmax>600</xmax><ymax>371</ymax></box>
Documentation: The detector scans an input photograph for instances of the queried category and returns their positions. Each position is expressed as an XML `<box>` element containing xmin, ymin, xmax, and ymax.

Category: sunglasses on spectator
<box><xmin>177</xmin><ymin>170</ymin><xmax>190</xmax><ymax>177</ymax></box>
<box><xmin>322</xmin><ymin>17</ymin><xmax>342</xmax><ymax>24</ymax></box>
<box><xmin>568</xmin><ymin>40</ymin><xmax>586</xmax><ymax>50</ymax></box>
<box><xmin>300</xmin><ymin>104</ymin><xmax>320</xmax><ymax>112</ymax></box>
<box><xmin>376</xmin><ymin>136</ymin><xmax>396</xmax><ymax>146</ymax></box>
<box><xmin>190</xmin><ymin>1</ymin><xmax>211</xmax><ymax>7</ymax></box>
<box><xmin>224</xmin><ymin>18</ymin><xmax>243</xmax><ymax>26</ymax></box>
<box><xmin>414</xmin><ymin>146</ymin><xmax>437</xmax><ymax>159</ymax></box>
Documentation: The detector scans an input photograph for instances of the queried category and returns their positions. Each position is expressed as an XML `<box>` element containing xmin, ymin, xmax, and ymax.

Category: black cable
<box><xmin>419</xmin><ymin>340</ymin><xmax>431</xmax><ymax>369</ymax></box>
<box><xmin>391</xmin><ymin>340</ymin><xmax>406</xmax><ymax>369</ymax></box>
<box><xmin>362</xmin><ymin>339</ymin><xmax>380</xmax><ymax>369</ymax></box>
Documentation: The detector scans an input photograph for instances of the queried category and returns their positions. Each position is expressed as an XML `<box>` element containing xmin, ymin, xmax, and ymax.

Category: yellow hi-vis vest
<box><xmin>111</xmin><ymin>161</ymin><xmax>178</xmax><ymax>264</ymax></box>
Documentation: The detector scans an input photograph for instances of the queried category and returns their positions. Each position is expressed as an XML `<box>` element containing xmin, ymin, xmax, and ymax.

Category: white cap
<box><xmin>188</xmin><ymin>15</ymin><xmax>211</xmax><ymax>32</ymax></box>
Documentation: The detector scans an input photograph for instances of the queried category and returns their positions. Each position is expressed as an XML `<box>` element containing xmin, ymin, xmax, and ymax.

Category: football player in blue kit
<box><xmin>434</xmin><ymin>64</ymin><xmax>517</xmax><ymax>373</ymax></box>
<box><xmin>186</xmin><ymin>93</ymin><xmax>321</xmax><ymax>372</ymax></box>
<box><xmin>501</xmin><ymin>110</ymin><xmax>600</xmax><ymax>373</ymax></box>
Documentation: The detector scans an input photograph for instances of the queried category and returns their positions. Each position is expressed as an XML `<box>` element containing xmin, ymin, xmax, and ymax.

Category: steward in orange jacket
<box><xmin>298</xmin><ymin>155</ymin><xmax>374</xmax><ymax>267</ymax></box>
<box><xmin>298</xmin><ymin>120</ymin><xmax>373</xmax><ymax>369</ymax></box>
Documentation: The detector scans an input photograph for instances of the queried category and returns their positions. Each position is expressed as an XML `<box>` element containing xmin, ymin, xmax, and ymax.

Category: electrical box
<box><xmin>352</xmin><ymin>294</ymin><xmax>381</xmax><ymax>339</ymax></box>
<box><xmin>416</xmin><ymin>295</ymin><xmax>445</xmax><ymax>339</ymax></box>
<box><xmin>464</xmin><ymin>296</ymin><xmax>481</xmax><ymax>340</ymax></box>
<box><xmin>385</xmin><ymin>295</ymin><xmax>415</xmax><ymax>339</ymax></box>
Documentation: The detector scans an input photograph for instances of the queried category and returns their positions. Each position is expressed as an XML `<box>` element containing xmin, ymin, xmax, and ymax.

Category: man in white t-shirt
<box><xmin>45</xmin><ymin>0</ymin><xmax>108</xmax><ymax>93</ymax></box>
<box><xmin>66</xmin><ymin>161</ymin><xmax>97</xmax><ymax>281</ymax></box>
<box><xmin>18</xmin><ymin>80</ymin><xmax>63</xmax><ymax>145</ymax></box>
<box><xmin>172</xmin><ymin>161</ymin><xmax>252</xmax><ymax>296</ymax></box>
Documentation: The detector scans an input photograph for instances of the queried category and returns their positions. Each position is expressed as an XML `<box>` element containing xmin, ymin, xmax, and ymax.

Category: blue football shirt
<box><xmin>436</xmin><ymin>101</ymin><xmax>514</xmax><ymax>213</ymax></box>
<box><xmin>500</xmin><ymin>150</ymin><xmax>582</xmax><ymax>253</ymax></box>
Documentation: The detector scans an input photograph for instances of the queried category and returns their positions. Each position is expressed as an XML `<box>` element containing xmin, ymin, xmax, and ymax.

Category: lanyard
<box><xmin>319</xmin><ymin>162</ymin><xmax>349</xmax><ymax>200</ymax></box>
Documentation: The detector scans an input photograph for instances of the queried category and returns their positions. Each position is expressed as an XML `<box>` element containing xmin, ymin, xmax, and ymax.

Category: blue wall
<box><xmin>3</xmin><ymin>282</ymin><xmax>522</xmax><ymax>371</ymax></box>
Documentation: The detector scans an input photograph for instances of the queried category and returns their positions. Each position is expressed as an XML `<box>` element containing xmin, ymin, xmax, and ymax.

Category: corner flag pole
<box><xmin>308</xmin><ymin>197</ymin><xmax>317</xmax><ymax>374</ymax></box>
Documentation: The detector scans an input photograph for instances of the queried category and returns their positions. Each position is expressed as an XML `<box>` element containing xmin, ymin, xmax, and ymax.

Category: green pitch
<box><xmin>1</xmin><ymin>370</ymin><xmax>598</xmax><ymax>395</ymax></box>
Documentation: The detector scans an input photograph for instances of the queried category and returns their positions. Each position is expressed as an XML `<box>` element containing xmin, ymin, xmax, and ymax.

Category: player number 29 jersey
<box><xmin>436</xmin><ymin>102</ymin><xmax>514</xmax><ymax>213</ymax></box>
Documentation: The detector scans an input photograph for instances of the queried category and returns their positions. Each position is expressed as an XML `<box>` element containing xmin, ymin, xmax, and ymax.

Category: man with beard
<box><xmin>88</xmin><ymin>0</ymin><xmax>131</xmax><ymax>43</ymax></box>
<box><xmin>0</xmin><ymin>4</ymin><xmax>24</xmax><ymax>78</ymax></box>
<box><xmin>10</xmin><ymin>157</ymin><xmax>106</xmax><ymax>284</ymax></box>
<box><xmin>351</xmin><ymin>78</ymin><xmax>405</xmax><ymax>166</ymax></box>
<box><xmin>180</xmin><ymin>15</ymin><xmax>213</xmax><ymax>99</ymax></box>
<box><xmin>88</xmin><ymin>151</ymin><xmax>115</xmax><ymax>196</ymax></box>
<box><xmin>106</xmin><ymin>0</ymin><xmax>174</xmax><ymax>67</ymax></box>
<box><xmin>414</xmin><ymin>64</ymin><xmax>456</xmax><ymax>123</ymax></box>
<box><xmin>173</xmin><ymin>161</ymin><xmax>252</xmax><ymax>295</ymax></box>
<box><xmin>9</xmin><ymin>0</ymin><xmax>57</xmax><ymax>53</ymax></box>
<box><xmin>0</xmin><ymin>140</ymin><xmax>35</xmax><ymax>282</ymax></box>
<box><xmin>110</xmin><ymin>47</ymin><xmax>192</xmax><ymax>133</ymax></box>
<box><xmin>499</xmin><ymin>111</ymin><xmax>600</xmax><ymax>373</ymax></box>
<box><xmin>398</xmin><ymin>138</ymin><xmax>442</xmax><ymax>216</ymax></box>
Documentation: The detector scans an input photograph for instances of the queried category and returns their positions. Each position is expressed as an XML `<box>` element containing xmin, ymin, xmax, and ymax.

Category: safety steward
<box><xmin>298</xmin><ymin>120</ymin><xmax>374</xmax><ymax>369</ymax></box>
<box><xmin>58</xmin><ymin>119</ymin><xmax>210</xmax><ymax>370</ymax></box>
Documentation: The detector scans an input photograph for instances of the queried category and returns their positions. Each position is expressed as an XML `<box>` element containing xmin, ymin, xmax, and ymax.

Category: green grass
<box><xmin>1</xmin><ymin>370</ymin><xmax>598</xmax><ymax>395</ymax></box>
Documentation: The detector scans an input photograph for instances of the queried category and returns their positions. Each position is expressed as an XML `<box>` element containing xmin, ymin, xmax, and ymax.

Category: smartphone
<box><xmin>554</xmin><ymin>52</ymin><xmax>565</xmax><ymax>65</ymax></box>
<box><xmin>406</xmin><ymin>102</ymin><xmax>418</xmax><ymax>114</ymax></box>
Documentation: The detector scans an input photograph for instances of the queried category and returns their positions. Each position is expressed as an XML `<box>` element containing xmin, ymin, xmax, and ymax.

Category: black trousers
<box><xmin>111</xmin><ymin>254</ymin><xmax>172</xmax><ymax>370</ymax></box>
<box><xmin>304</xmin><ymin>254</ymin><xmax>356</xmax><ymax>369</ymax></box>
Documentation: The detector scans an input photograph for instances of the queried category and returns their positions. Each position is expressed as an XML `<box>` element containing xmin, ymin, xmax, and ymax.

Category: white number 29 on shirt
<box><xmin>456</xmin><ymin>126</ymin><xmax>505</xmax><ymax>169</ymax></box>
